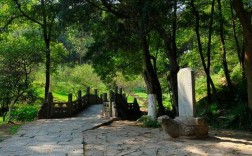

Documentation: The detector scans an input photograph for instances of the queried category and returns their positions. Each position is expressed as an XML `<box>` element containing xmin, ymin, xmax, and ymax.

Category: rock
<box><xmin>157</xmin><ymin>115</ymin><xmax>208</xmax><ymax>138</ymax></box>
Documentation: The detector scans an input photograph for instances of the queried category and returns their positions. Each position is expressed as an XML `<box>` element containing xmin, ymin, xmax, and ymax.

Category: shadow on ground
<box><xmin>83</xmin><ymin>120</ymin><xmax>252</xmax><ymax>156</ymax></box>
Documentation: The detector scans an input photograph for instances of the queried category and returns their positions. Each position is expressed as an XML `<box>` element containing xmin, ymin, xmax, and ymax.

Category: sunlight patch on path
<box><xmin>0</xmin><ymin>104</ymin><xmax>108</xmax><ymax>156</ymax></box>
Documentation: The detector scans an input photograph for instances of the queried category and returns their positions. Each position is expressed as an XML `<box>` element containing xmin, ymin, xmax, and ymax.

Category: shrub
<box><xmin>138</xmin><ymin>115</ymin><xmax>161</xmax><ymax>128</ymax></box>
<box><xmin>11</xmin><ymin>105</ymin><xmax>40</xmax><ymax>122</ymax></box>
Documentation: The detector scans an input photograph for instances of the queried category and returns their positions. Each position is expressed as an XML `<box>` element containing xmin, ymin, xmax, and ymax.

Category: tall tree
<box><xmin>13</xmin><ymin>0</ymin><xmax>60</xmax><ymax>100</ymax></box>
<box><xmin>0</xmin><ymin>27</ymin><xmax>43</xmax><ymax>122</ymax></box>
<box><xmin>217</xmin><ymin>0</ymin><xmax>233</xmax><ymax>93</ymax></box>
<box><xmin>190</xmin><ymin>0</ymin><xmax>218</xmax><ymax>104</ymax></box>
<box><xmin>90</xmin><ymin>0</ymin><xmax>167</xmax><ymax>117</ymax></box>
<box><xmin>230</xmin><ymin>0</ymin><xmax>244</xmax><ymax>69</ymax></box>
<box><xmin>153</xmin><ymin>0</ymin><xmax>180</xmax><ymax>112</ymax></box>
<box><xmin>232</xmin><ymin>0</ymin><xmax>252</xmax><ymax>112</ymax></box>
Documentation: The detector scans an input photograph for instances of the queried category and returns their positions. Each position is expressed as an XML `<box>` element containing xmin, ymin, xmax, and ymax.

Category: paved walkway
<box><xmin>83</xmin><ymin>121</ymin><xmax>252</xmax><ymax>156</ymax></box>
<box><xmin>0</xmin><ymin>104</ymin><xmax>108</xmax><ymax>156</ymax></box>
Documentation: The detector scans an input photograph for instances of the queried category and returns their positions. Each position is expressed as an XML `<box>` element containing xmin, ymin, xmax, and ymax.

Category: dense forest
<box><xmin>0</xmin><ymin>0</ymin><xmax>252</xmax><ymax>130</ymax></box>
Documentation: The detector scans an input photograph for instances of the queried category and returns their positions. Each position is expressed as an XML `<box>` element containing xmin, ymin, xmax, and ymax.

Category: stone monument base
<box><xmin>157</xmin><ymin>115</ymin><xmax>208</xmax><ymax>138</ymax></box>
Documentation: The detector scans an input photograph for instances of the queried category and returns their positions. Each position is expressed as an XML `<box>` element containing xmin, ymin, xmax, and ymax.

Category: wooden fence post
<box><xmin>94</xmin><ymin>89</ymin><xmax>98</xmax><ymax>96</ymax></box>
<box><xmin>114</xmin><ymin>85</ymin><xmax>118</xmax><ymax>94</ymax></box>
<box><xmin>133</xmin><ymin>98</ymin><xmax>139</xmax><ymax>110</ymax></box>
<box><xmin>109</xmin><ymin>91</ymin><xmax>114</xmax><ymax>117</ymax></box>
<box><xmin>112</xmin><ymin>102</ymin><xmax>118</xmax><ymax>118</ymax></box>
<box><xmin>119</xmin><ymin>88</ymin><xmax>123</xmax><ymax>95</ymax></box>
<box><xmin>86</xmin><ymin>87</ymin><xmax>90</xmax><ymax>95</ymax></box>
<box><xmin>68</xmin><ymin>93</ymin><xmax>73</xmax><ymax>116</ymax></box>
<box><xmin>94</xmin><ymin>89</ymin><xmax>98</xmax><ymax>104</ymax></box>
<box><xmin>103</xmin><ymin>93</ymin><xmax>108</xmax><ymax>102</ymax></box>
<box><xmin>86</xmin><ymin>87</ymin><xmax>90</xmax><ymax>105</ymax></box>
<box><xmin>78</xmin><ymin>90</ymin><xmax>82</xmax><ymax>109</ymax></box>
<box><xmin>123</xmin><ymin>93</ymin><xmax>126</xmax><ymax>101</ymax></box>
<box><xmin>47</xmin><ymin>92</ymin><xmax>53</xmax><ymax>118</ymax></box>
<box><xmin>78</xmin><ymin>90</ymin><xmax>82</xmax><ymax>100</ymax></box>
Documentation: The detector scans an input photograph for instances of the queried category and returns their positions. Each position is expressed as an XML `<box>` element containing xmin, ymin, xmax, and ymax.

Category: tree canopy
<box><xmin>0</xmin><ymin>0</ymin><xmax>252</xmax><ymax>128</ymax></box>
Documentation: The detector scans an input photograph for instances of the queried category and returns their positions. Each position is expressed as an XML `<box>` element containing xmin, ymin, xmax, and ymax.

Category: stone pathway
<box><xmin>83</xmin><ymin>121</ymin><xmax>252</xmax><ymax>156</ymax></box>
<box><xmin>0</xmin><ymin>104</ymin><xmax>109</xmax><ymax>156</ymax></box>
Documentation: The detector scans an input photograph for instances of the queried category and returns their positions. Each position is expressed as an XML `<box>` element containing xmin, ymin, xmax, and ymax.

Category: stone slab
<box><xmin>0</xmin><ymin>104</ymin><xmax>109</xmax><ymax>155</ymax></box>
<box><xmin>177</xmin><ymin>68</ymin><xmax>196</xmax><ymax>117</ymax></box>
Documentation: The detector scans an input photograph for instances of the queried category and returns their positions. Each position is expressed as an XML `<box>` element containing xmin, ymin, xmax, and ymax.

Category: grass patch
<box><xmin>127</xmin><ymin>95</ymin><xmax>135</xmax><ymax>103</ymax></box>
<box><xmin>0</xmin><ymin>117</ymin><xmax>6</xmax><ymax>126</ymax></box>
<box><xmin>134</xmin><ymin>92</ymin><xmax>148</xmax><ymax>99</ymax></box>
<box><xmin>52</xmin><ymin>91</ymin><xmax>68</xmax><ymax>101</ymax></box>
<box><xmin>9</xmin><ymin>125</ymin><xmax>21</xmax><ymax>134</ymax></box>
<box><xmin>11</xmin><ymin>104</ymin><xmax>40</xmax><ymax>122</ymax></box>
<box><xmin>137</xmin><ymin>115</ymin><xmax>161</xmax><ymax>128</ymax></box>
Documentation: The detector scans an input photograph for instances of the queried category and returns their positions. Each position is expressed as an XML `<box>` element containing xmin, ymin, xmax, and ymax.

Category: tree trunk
<box><xmin>206</xmin><ymin>0</ymin><xmax>215</xmax><ymax>103</ymax></box>
<box><xmin>171</xmin><ymin>0</ymin><xmax>179</xmax><ymax>115</ymax></box>
<box><xmin>232</xmin><ymin>0</ymin><xmax>252</xmax><ymax>111</ymax></box>
<box><xmin>7</xmin><ymin>103</ymin><xmax>14</xmax><ymax>123</ymax></box>
<box><xmin>142</xmin><ymin>34</ymin><xmax>165</xmax><ymax>116</ymax></box>
<box><xmin>147</xmin><ymin>94</ymin><xmax>157</xmax><ymax>120</ymax></box>
<box><xmin>155</xmin><ymin>26</ymin><xmax>179</xmax><ymax>112</ymax></box>
<box><xmin>42</xmin><ymin>0</ymin><xmax>50</xmax><ymax>100</ymax></box>
<box><xmin>44</xmin><ymin>42</ymin><xmax>50</xmax><ymax>100</ymax></box>
<box><xmin>230</xmin><ymin>0</ymin><xmax>243</xmax><ymax>68</ymax></box>
<box><xmin>190</xmin><ymin>0</ymin><xmax>219</xmax><ymax>104</ymax></box>
<box><xmin>217</xmin><ymin>0</ymin><xmax>233</xmax><ymax>93</ymax></box>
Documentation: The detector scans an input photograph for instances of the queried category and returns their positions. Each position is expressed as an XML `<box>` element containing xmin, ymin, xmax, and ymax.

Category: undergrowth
<box><xmin>137</xmin><ymin>115</ymin><xmax>161</xmax><ymax>128</ymax></box>
<box><xmin>11</xmin><ymin>104</ymin><xmax>40</xmax><ymax>122</ymax></box>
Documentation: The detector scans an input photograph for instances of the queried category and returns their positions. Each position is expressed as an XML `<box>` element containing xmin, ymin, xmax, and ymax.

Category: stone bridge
<box><xmin>38</xmin><ymin>87</ymin><xmax>142</xmax><ymax>121</ymax></box>
<box><xmin>0</xmin><ymin>104</ymin><xmax>109</xmax><ymax>155</ymax></box>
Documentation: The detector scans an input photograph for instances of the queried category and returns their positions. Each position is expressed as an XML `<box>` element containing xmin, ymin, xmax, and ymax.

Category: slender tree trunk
<box><xmin>230</xmin><ymin>0</ymin><xmax>243</xmax><ymax>68</ymax></box>
<box><xmin>154</xmin><ymin>26</ymin><xmax>179</xmax><ymax>113</ymax></box>
<box><xmin>190</xmin><ymin>0</ymin><xmax>218</xmax><ymax>104</ymax></box>
<box><xmin>206</xmin><ymin>0</ymin><xmax>215</xmax><ymax>103</ymax></box>
<box><xmin>171</xmin><ymin>0</ymin><xmax>179</xmax><ymax>115</ymax></box>
<box><xmin>233</xmin><ymin>0</ymin><xmax>252</xmax><ymax>112</ymax></box>
<box><xmin>7</xmin><ymin>103</ymin><xmax>14</xmax><ymax>123</ymax></box>
<box><xmin>44</xmin><ymin>41</ymin><xmax>50</xmax><ymax>100</ymax></box>
<box><xmin>42</xmin><ymin>0</ymin><xmax>51</xmax><ymax>100</ymax></box>
<box><xmin>217</xmin><ymin>0</ymin><xmax>233</xmax><ymax>93</ymax></box>
<box><xmin>172</xmin><ymin>0</ymin><xmax>177</xmax><ymax>58</ymax></box>
<box><xmin>141</xmin><ymin>34</ymin><xmax>165</xmax><ymax>116</ymax></box>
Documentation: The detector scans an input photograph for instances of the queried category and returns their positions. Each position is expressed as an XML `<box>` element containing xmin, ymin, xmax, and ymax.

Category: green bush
<box><xmin>9</xmin><ymin>125</ymin><xmax>21</xmax><ymax>134</ymax></box>
<box><xmin>11</xmin><ymin>105</ymin><xmax>40</xmax><ymax>122</ymax></box>
<box><xmin>138</xmin><ymin>115</ymin><xmax>161</xmax><ymax>128</ymax></box>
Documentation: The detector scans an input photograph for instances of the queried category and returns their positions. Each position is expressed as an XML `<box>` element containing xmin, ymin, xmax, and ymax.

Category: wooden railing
<box><xmin>102</xmin><ymin>87</ymin><xmax>142</xmax><ymax>120</ymax></box>
<box><xmin>38</xmin><ymin>86</ymin><xmax>142</xmax><ymax>120</ymax></box>
<box><xmin>38</xmin><ymin>87</ymin><xmax>102</xmax><ymax>119</ymax></box>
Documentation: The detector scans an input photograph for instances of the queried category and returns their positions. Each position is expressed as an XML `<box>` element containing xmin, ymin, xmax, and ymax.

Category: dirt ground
<box><xmin>0</xmin><ymin>121</ymin><xmax>22</xmax><ymax>142</ymax></box>
<box><xmin>83</xmin><ymin>120</ymin><xmax>252</xmax><ymax>156</ymax></box>
<box><xmin>0</xmin><ymin>124</ymin><xmax>13</xmax><ymax>142</ymax></box>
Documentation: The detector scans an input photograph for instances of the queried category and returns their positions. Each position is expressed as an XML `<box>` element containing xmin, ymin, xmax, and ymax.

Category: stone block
<box><xmin>157</xmin><ymin>115</ymin><xmax>208</xmax><ymax>138</ymax></box>
<box><xmin>177</xmin><ymin>68</ymin><xmax>196</xmax><ymax>117</ymax></box>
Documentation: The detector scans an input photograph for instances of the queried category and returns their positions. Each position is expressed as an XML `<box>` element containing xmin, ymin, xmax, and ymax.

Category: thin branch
<box><xmin>100</xmin><ymin>0</ymin><xmax>129</xmax><ymax>19</ymax></box>
<box><xmin>13</xmin><ymin>0</ymin><xmax>43</xmax><ymax>26</ymax></box>
<box><xmin>0</xmin><ymin>15</ymin><xmax>20</xmax><ymax>32</ymax></box>
<box><xmin>85</xmin><ymin>0</ymin><xmax>107</xmax><ymax>11</ymax></box>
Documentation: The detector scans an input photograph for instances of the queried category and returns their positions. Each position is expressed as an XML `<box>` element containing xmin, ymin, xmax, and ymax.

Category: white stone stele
<box><xmin>177</xmin><ymin>68</ymin><xmax>196</xmax><ymax>117</ymax></box>
<box><xmin>147</xmin><ymin>94</ymin><xmax>157</xmax><ymax>120</ymax></box>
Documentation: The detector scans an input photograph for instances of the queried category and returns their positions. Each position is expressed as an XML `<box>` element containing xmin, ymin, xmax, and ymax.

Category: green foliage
<box><xmin>0</xmin><ymin>22</ymin><xmax>43</xmax><ymax>107</ymax></box>
<box><xmin>197</xmin><ymin>101</ymin><xmax>252</xmax><ymax>130</ymax></box>
<box><xmin>138</xmin><ymin>115</ymin><xmax>161</xmax><ymax>128</ymax></box>
<box><xmin>9</xmin><ymin>125</ymin><xmax>21</xmax><ymax>134</ymax></box>
<box><xmin>50</xmin><ymin>42</ymin><xmax>68</xmax><ymax>72</ymax></box>
<box><xmin>162</xmin><ymin>94</ymin><xmax>173</xmax><ymax>110</ymax></box>
<box><xmin>10</xmin><ymin>104</ymin><xmax>39</xmax><ymax>122</ymax></box>
<box><xmin>0</xmin><ymin>0</ymin><xmax>251</xmax><ymax>131</ymax></box>
<box><xmin>113</xmin><ymin>72</ymin><xmax>146</xmax><ymax>93</ymax></box>
<box><xmin>33</xmin><ymin>64</ymin><xmax>107</xmax><ymax>101</ymax></box>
